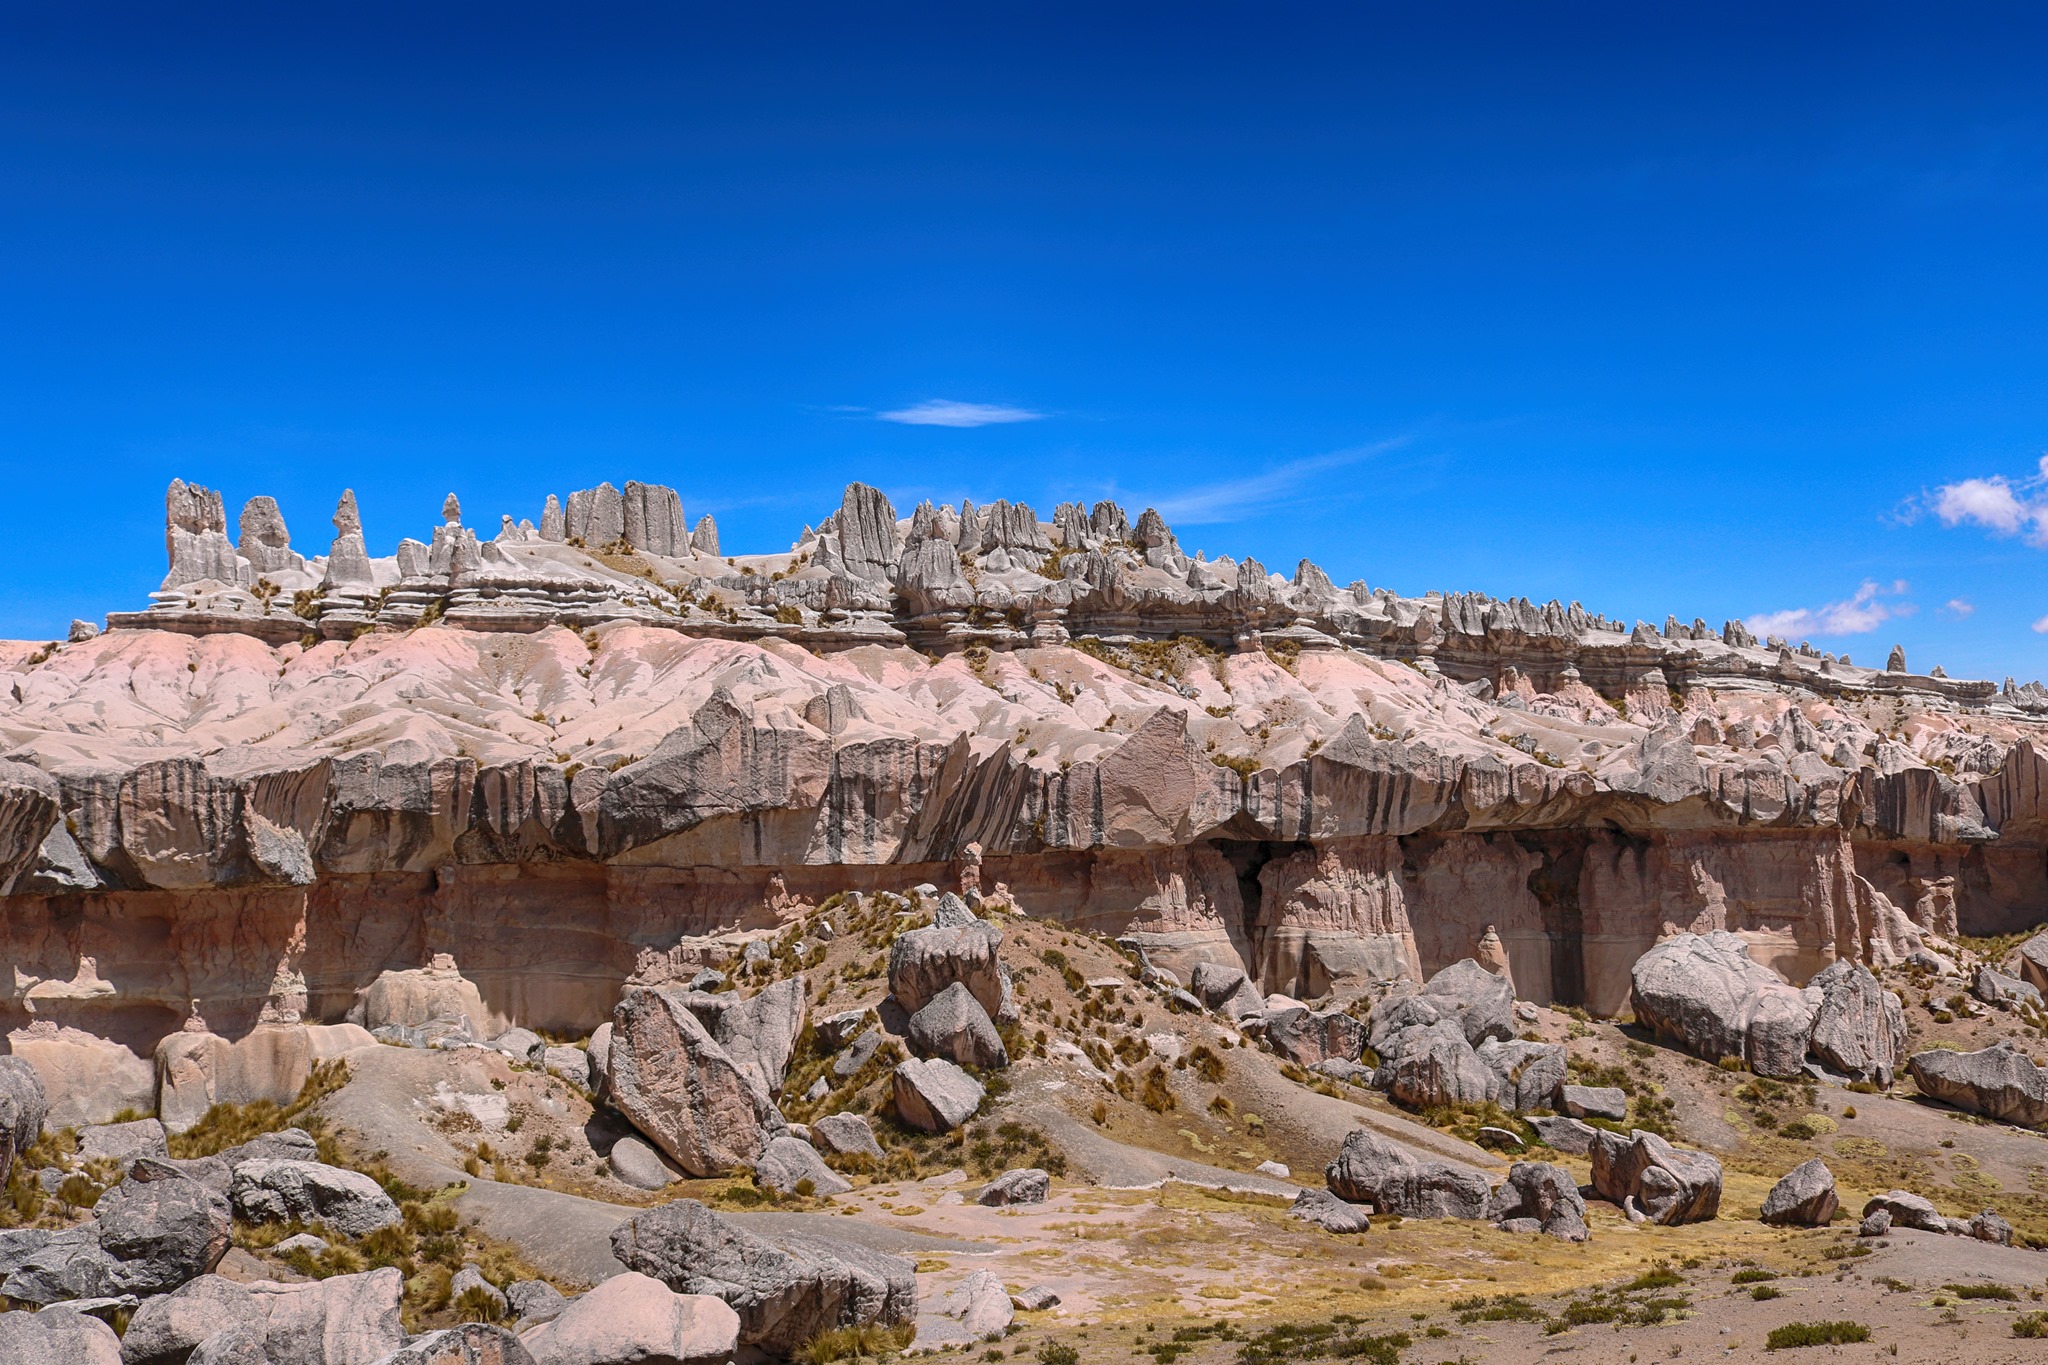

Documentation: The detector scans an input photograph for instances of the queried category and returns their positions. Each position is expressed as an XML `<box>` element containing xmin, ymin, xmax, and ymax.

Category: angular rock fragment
<box><xmin>1629</xmin><ymin>932</ymin><xmax>1817</xmax><ymax>1078</ymax></box>
<box><xmin>230</xmin><ymin>1159</ymin><xmax>401</xmax><ymax>1237</ymax></box>
<box><xmin>1290</xmin><ymin>1187</ymin><xmax>1371</xmax><ymax>1233</ymax></box>
<box><xmin>812</xmin><ymin>1113</ymin><xmax>884</xmax><ymax>1162</ymax></box>
<box><xmin>1485</xmin><ymin>1161</ymin><xmax>1589</xmax><ymax>1241</ymax></box>
<box><xmin>608</xmin><ymin>987</ymin><xmax>785</xmax><ymax>1176</ymax></box>
<box><xmin>1907</xmin><ymin>1042</ymin><xmax>2048</xmax><ymax>1127</ymax></box>
<box><xmin>1560</xmin><ymin>1084</ymin><xmax>1627</xmax><ymax>1121</ymax></box>
<box><xmin>892</xmin><ymin>1058</ymin><xmax>984</xmax><ymax>1133</ymax></box>
<box><xmin>1324</xmin><ymin>1128</ymin><xmax>1492</xmax><ymax>1220</ymax></box>
<box><xmin>976</xmin><ymin>1168</ymin><xmax>1049</xmax><ymax>1206</ymax></box>
<box><xmin>1589</xmin><ymin>1129</ymin><xmax>1722</xmax><ymax>1225</ymax></box>
<box><xmin>753</xmin><ymin>1136</ymin><xmax>852</xmax><ymax>1196</ymax></box>
<box><xmin>1806</xmin><ymin>959</ymin><xmax>1906</xmax><ymax>1086</ymax></box>
<box><xmin>1759</xmin><ymin>1158</ymin><xmax>1838</xmax><ymax>1227</ymax></box>
<box><xmin>907</xmin><ymin>981</ymin><xmax>1008</xmax><ymax>1069</ymax></box>
<box><xmin>1263</xmin><ymin>1007</ymin><xmax>1367</xmax><ymax>1068</ymax></box>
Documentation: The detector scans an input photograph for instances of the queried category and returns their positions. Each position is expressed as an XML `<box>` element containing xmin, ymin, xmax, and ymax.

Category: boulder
<box><xmin>524</xmin><ymin>1272</ymin><xmax>737</xmax><ymax>1365</ymax></box>
<box><xmin>542</xmin><ymin>1046</ymin><xmax>590</xmax><ymax>1090</ymax></box>
<box><xmin>1907</xmin><ymin>1042</ymin><xmax>2048</xmax><ymax>1127</ymax></box>
<box><xmin>92</xmin><ymin>1168</ymin><xmax>233</xmax><ymax>1295</ymax></box>
<box><xmin>1805</xmin><ymin>960</ymin><xmax>1907</xmax><ymax>1086</ymax></box>
<box><xmin>2017</xmin><ymin>930</ymin><xmax>2048</xmax><ymax>995</ymax></box>
<box><xmin>1419</xmin><ymin>959</ymin><xmax>1515</xmax><ymax>1046</ymax></box>
<box><xmin>1759</xmin><ymin>1158</ymin><xmax>1838</xmax><ymax>1227</ymax></box>
<box><xmin>1263</xmin><ymin>1007</ymin><xmax>1368</xmax><ymax>1068</ymax></box>
<box><xmin>608</xmin><ymin>987</ymin><xmax>785</xmax><ymax>1176</ymax></box>
<box><xmin>9</xmin><ymin>1024</ymin><xmax>155</xmax><ymax>1127</ymax></box>
<box><xmin>811</xmin><ymin>1113</ymin><xmax>884</xmax><ymax>1162</ymax></box>
<box><xmin>230</xmin><ymin>1160</ymin><xmax>402</xmax><ymax>1237</ymax></box>
<box><xmin>220</xmin><ymin>1127</ymin><xmax>320</xmax><ymax>1166</ymax></box>
<box><xmin>79</xmin><ymin>1117</ymin><xmax>167</xmax><ymax>1163</ymax></box>
<box><xmin>250</xmin><ymin>1266</ymin><xmax>406</xmax><ymax>1365</ymax></box>
<box><xmin>1188</xmin><ymin>961</ymin><xmax>1250</xmax><ymax>1009</ymax></box>
<box><xmin>753</xmin><ymin>1137</ymin><xmax>852</xmax><ymax>1197</ymax></box>
<box><xmin>680</xmin><ymin>976</ymin><xmax>808</xmax><ymax>1096</ymax></box>
<box><xmin>1860</xmin><ymin>1190</ymin><xmax>1945</xmax><ymax>1233</ymax></box>
<box><xmin>610</xmin><ymin>1200</ymin><xmax>916</xmax><ymax>1355</ymax></box>
<box><xmin>1589</xmin><ymin>1129</ymin><xmax>1722</xmax><ymax>1225</ymax></box>
<box><xmin>1011</xmin><ymin>1286</ymin><xmax>1060</xmax><ymax>1312</ymax></box>
<box><xmin>891</xmin><ymin>1058</ymin><xmax>984</xmax><ymax>1133</ymax></box>
<box><xmin>121</xmin><ymin>1273</ymin><xmax>263</xmax><ymax>1365</ymax></box>
<box><xmin>1289</xmin><ymin>1187</ymin><xmax>1371</xmax><ymax>1234</ymax></box>
<box><xmin>0</xmin><ymin>1225</ymin><xmax>111</xmax><ymax>1304</ymax></box>
<box><xmin>830</xmin><ymin>1030</ymin><xmax>884</xmax><ymax>1080</ymax></box>
<box><xmin>1475</xmin><ymin>1039</ymin><xmax>1566</xmax><ymax>1113</ymax></box>
<box><xmin>608</xmin><ymin>1135</ymin><xmax>681</xmax><ymax>1191</ymax></box>
<box><xmin>0</xmin><ymin>1054</ymin><xmax>48</xmax><ymax>1186</ymax></box>
<box><xmin>372</xmin><ymin>1323</ymin><xmax>536</xmax><ymax>1365</ymax></box>
<box><xmin>1973</xmin><ymin>965</ymin><xmax>2044</xmax><ymax>1011</ymax></box>
<box><xmin>506</xmin><ymin>1279</ymin><xmax>570</xmax><ymax>1328</ymax></box>
<box><xmin>1485</xmin><ymin>1161</ymin><xmax>1589</xmax><ymax>1241</ymax></box>
<box><xmin>1560</xmin><ymin>1085</ymin><xmax>1627</xmax><ymax>1121</ymax></box>
<box><xmin>1376</xmin><ymin>1019</ymin><xmax>1497</xmax><ymax>1110</ymax></box>
<box><xmin>0</xmin><ymin>1306</ymin><xmax>123</xmax><ymax>1365</ymax></box>
<box><xmin>1324</xmin><ymin>1128</ymin><xmax>1492</xmax><ymax>1220</ymax></box>
<box><xmin>907</xmin><ymin>983</ymin><xmax>1008</xmax><ymax>1069</ymax></box>
<box><xmin>156</xmin><ymin>1022</ymin><xmax>375</xmax><ymax>1135</ymax></box>
<box><xmin>1528</xmin><ymin>1115</ymin><xmax>1598</xmax><ymax>1155</ymax></box>
<box><xmin>188</xmin><ymin>1326</ymin><xmax>269</xmax><ymax>1365</ymax></box>
<box><xmin>976</xmin><ymin>1168</ymin><xmax>1049</xmax><ymax>1206</ymax></box>
<box><xmin>488</xmin><ymin>1029</ymin><xmax>545</xmax><ymax>1064</ymax></box>
<box><xmin>586</xmin><ymin>1022</ymin><xmax>613</xmax><ymax>1096</ymax></box>
<box><xmin>914</xmin><ymin>1269</ymin><xmax>1012</xmax><ymax>1350</ymax></box>
<box><xmin>815</xmin><ymin>1008</ymin><xmax>871</xmax><ymax>1051</ymax></box>
<box><xmin>1629</xmin><ymin>932</ymin><xmax>1819</xmax><ymax>1077</ymax></box>
<box><xmin>450</xmin><ymin>1264</ymin><xmax>508</xmax><ymax>1319</ymax></box>
<box><xmin>887</xmin><ymin>919</ymin><xmax>1005</xmax><ymax>1018</ymax></box>
<box><xmin>1859</xmin><ymin>1209</ymin><xmax>1891</xmax><ymax>1237</ymax></box>
<box><xmin>1968</xmin><ymin>1209</ymin><xmax>2014</xmax><ymax>1245</ymax></box>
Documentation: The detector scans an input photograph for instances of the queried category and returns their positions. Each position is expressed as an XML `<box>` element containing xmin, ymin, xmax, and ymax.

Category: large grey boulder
<box><xmin>1806</xmin><ymin>960</ymin><xmax>1907</xmax><ymax>1086</ymax></box>
<box><xmin>1289</xmin><ymin>1187</ymin><xmax>1371</xmax><ymax>1233</ymax></box>
<box><xmin>811</xmin><ymin>1113</ymin><xmax>884</xmax><ymax>1162</ymax></box>
<box><xmin>610</xmin><ymin>1199</ymin><xmax>916</xmax><ymax>1355</ymax></box>
<box><xmin>1376</xmin><ymin>1019</ymin><xmax>1497</xmax><ymax>1110</ymax></box>
<box><xmin>1485</xmin><ymin>1161</ymin><xmax>1589</xmax><ymax>1242</ymax></box>
<box><xmin>1264</xmin><ymin>1007</ymin><xmax>1368</xmax><ymax>1068</ymax></box>
<box><xmin>78</xmin><ymin>1117</ymin><xmax>168</xmax><ymax>1164</ymax></box>
<box><xmin>887</xmin><ymin>918</ymin><xmax>1005</xmax><ymax>1018</ymax></box>
<box><xmin>1973</xmin><ymin>964</ymin><xmax>2044</xmax><ymax>1011</ymax></box>
<box><xmin>506</xmin><ymin>1278</ymin><xmax>570</xmax><ymax>1328</ymax></box>
<box><xmin>608</xmin><ymin>1135</ymin><xmax>680</xmax><ymax>1191</ymax></box>
<box><xmin>0</xmin><ymin>1306</ymin><xmax>123</xmax><ymax>1365</ymax></box>
<box><xmin>1861</xmin><ymin>1189</ymin><xmax>1945</xmax><ymax>1233</ymax></box>
<box><xmin>1324</xmin><ymin>1128</ymin><xmax>1492</xmax><ymax>1220</ymax></box>
<box><xmin>976</xmin><ymin>1168</ymin><xmax>1049</xmax><ymax>1206</ymax></box>
<box><xmin>1589</xmin><ymin>1129</ymin><xmax>1722</xmax><ymax>1225</ymax></box>
<box><xmin>1629</xmin><ymin>932</ymin><xmax>1818</xmax><ymax>1078</ymax></box>
<box><xmin>524</xmin><ymin>1272</ymin><xmax>737</xmax><ymax>1365</ymax></box>
<box><xmin>188</xmin><ymin>1325</ymin><xmax>268</xmax><ymax>1365</ymax></box>
<box><xmin>121</xmin><ymin>1273</ymin><xmax>263</xmax><ymax>1365</ymax></box>
<box><xmin>1475</xmin><ymin>1039</ymin><xmax>1566</xmax><ymax>1113</ymax></box>
<box><xmin>231</xmin><ymin>1159</ymin><xmax>401</xmax><ymax>1237</ymax></box>
<box><xmin>371</xmin><ymin>1323</ymin><xmax>536</xmax><ymax>1365</ymax></box>
<box><xmin>1188</xmin><ymin>960</ymin><xmax>1263</xmax><ymax>1017</ymax></box>
<box><xmin>1760</xmin><ymin>1158</ymin><xmax>1838</xmax><ymax>1227</ymax></box>
<box><xmin>0</xmin><ymin>1054</ymin><xmax>48</xmax><ymax>1187</ymax></box>
<box><xmin>1908</xmin><ymin>1042</ymin><xmax>2048</xmax><ymax>1127</ymax></box>
<box><xmin>1528</xmin><ymin>1115</ymin><xmax>1598</xmax><ymax>1155</ymax></box>
<box><xmin>93</xmin><ymin>1168</ymin><xmax>232</xmax><ymax>1296</ymax></box>
<box><xmin>815</xmin><ymin>1008</ymin><xmax>872</xmax><ymax>1051</ymax></box>
<box><xmin>1420</xmin><ymin>959</ymin><xmax>1514</xmax><ymax>1046</ymax></box>
<box><xmin>892</xmin><ymin>1058</ymin><xmax>984</xmax><ymax>1133</ymax></box>
<box><xmin>753</xmin><ymin>1137</ymin><xmax>852</xmax><ymax>1197</ymax></box>
<box><xmin>250</xmin><ymin>1266</ymin><xmax>406</xmax><ymax>1365</ymax></box>
<box><xmin>608</xmin><ymin>987</ymin><xmax>786</xmax><ymax>1176</ymax></box>
<box><xmin>830</xmin><ymin>1030</ymin><xmax>884</xmax><ymax>1080</ymax></box>
<box><xmin>913</xmin><ymin>1269</ymin><xmax>1012</xmax><ymax>1350</ymax></box>
<box><xmin>907</xmin><ymin>982</ymin><xmax>1008</xmax><ymax>1069</ymax></box>
<box><xmin>679</xmin><ymin>976</ymin><xmax>808</xmax><ymax>1097</ymax></box>
<box><xmin>2016</xmin><ymin>930</ymin><xmax>2048</xmax><ymax>995</ymax></box>
<box><xmin>542</xmin><ymin>1046</ymin><xmax>591</xmax><ymax>1090</ymax></box>
<box><xmin>1560</xmin><ymin>1085</ymin><xmax>1627</xmax><ymax>1121</ymax></box>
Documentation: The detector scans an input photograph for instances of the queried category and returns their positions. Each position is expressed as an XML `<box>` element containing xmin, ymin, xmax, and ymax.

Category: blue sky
<box><xmin>4</xmin><ymin>3</ymin><xmax>2048</xmax><ymax>680</ymax></box>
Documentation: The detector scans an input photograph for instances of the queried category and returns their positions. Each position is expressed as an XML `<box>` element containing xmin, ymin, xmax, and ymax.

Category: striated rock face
<box><xmin>5</xmin><ymin>475</ymin><xmax>2048</xmax><ymax>1124</ymax></box>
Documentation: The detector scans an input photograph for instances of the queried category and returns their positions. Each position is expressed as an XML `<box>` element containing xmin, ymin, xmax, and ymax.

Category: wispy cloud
<box><xmin>876</xmin><ymin>400</ymin><xmax>1043</xmax><ymax>428</ymax></box>
<box><xmin>2033</xmin><ymin>614</ymin><xmax>2048</xmax><ymax>635</ymax></box>
<box><xmin>1942</xmin><ymin>598</ymin><xmax>1975</xmax><ymax>619</ymax></box>
<box><xmin>1147</xmin><ymin>440</ymin><xmax>1409</xmax><ymax>525</ymax></box>
<box><xmin>1748</xmin><ymin>580</ymin><xmax>1914</xmax><ymax>639</ymax></box>
<box><xmin>1912</xmin><ymin>454</ymin><xmax>2048</xmax><ymax>546</ymax></box>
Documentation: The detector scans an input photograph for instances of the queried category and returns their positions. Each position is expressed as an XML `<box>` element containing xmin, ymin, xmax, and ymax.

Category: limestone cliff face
<box><xmin>3</xmin><ymin>477</ymin><xmax>2044</xmax><ymax>1119</ymax></box>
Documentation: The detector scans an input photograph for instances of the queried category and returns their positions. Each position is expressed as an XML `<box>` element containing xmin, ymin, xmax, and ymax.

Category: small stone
<box><xmin>608</xmin><ymin>1135</ymin><xmax>679</xmax><ymax>1191</ymax></box>
<box><xmin>976</xmin><ymin>1168</ymin><xmax>1049</xmax><ymax>1206</ymax></box>
<box><xmin>1254</xmin><ymin>1160</ymin><xmax>1290</xmax><ymax>1178</ymax></box>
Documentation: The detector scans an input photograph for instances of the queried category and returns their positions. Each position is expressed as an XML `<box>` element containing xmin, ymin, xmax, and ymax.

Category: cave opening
<box><xmin>1207</xmin><ymin>837</ymin><xmax>1310</xmax><ymax>990</ymax></box>
<box><xmin>1513</xmin><ymin>830</ymin><xmax>1589</xmax><ymax>1007</ymax></box>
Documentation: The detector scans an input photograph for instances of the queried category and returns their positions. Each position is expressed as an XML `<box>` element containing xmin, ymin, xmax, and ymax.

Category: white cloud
<box><xmin>1943</xmin><ymin>598</ymin><xmax>1975</xmax><ymax>618</ymax></box>
<box><xmin>2033</xmin><ymin>614</ymin><xmax>2048</xmax><ymax>635</ymax></box>
<box><xmin>1925</xmin><ymin>453</ymin><xmax>2048</xmax><ymax>546</ymax></box>
<box><xmin>1748</xmin><ymin>579</ymin><xmax>1913</xmax><ymax>639</ymax></box>
<box><xmin>876</xmin><ymin>400</ymin><xmax>1043</xmax><ymax>428</ymax></box>
<box><xmin>1146</xmin><ymin>440</ymin><xmax>1410</xmax><ymax>525</ymax></box>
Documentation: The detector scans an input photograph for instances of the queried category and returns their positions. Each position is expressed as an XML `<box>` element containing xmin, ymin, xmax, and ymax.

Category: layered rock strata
<box><xmin>3</xmin><ymin>476</ymin><xmax>2047</xmax><ymax>1124</ymax></box>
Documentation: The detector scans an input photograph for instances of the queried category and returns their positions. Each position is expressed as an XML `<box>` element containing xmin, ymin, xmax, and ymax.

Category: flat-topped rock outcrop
<box><xmin>3</xmin><ymin>475</ymin><xmax>2047</xmax><ymax>1118</ymax></box>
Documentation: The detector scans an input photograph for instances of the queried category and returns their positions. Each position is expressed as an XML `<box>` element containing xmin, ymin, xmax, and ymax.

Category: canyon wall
<box><xmin>2</xmin><ymin>477</ymin><xmax>2043</xmax><ymax>1121</ymax></box>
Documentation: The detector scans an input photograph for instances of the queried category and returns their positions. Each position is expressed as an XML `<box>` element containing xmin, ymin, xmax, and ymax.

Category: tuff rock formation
<box><xmin>2</xmin><ymin>476</ymin><xmax>2046</xmax><ymax>1127</ymax></box>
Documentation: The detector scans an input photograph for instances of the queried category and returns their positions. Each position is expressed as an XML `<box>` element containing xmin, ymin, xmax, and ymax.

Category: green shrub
<box><xmin>1036</xmin><ymin>1344</ymin><xmax>1080</xmax><ymax>1365</ymax></box>
<box><xmin>2014</xmin><ymin>1312</ymin><xmax>2048</xmax><ymax>1339</ymax></box>
<box><xmin>1765</xmin><ymin>1321</ymin><xmax>1870</xmax><ymax>1350</ymax></box>
<box><xmin>1730</xmin><ymin>1269</ymin><xmax>1777</xmax><ymax>1285</ymax></box>
<box><xmin>1946</xmin><ymin>1283</ymin><xmax>2018</xmax><ymax>1300</ymax></box>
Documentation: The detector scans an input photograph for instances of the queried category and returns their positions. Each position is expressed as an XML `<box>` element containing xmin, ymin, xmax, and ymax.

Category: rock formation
<box><xmin>3</xmin><ymin>474</ymin><xmax>2047</xmax><ymax>1129</ymax></box>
